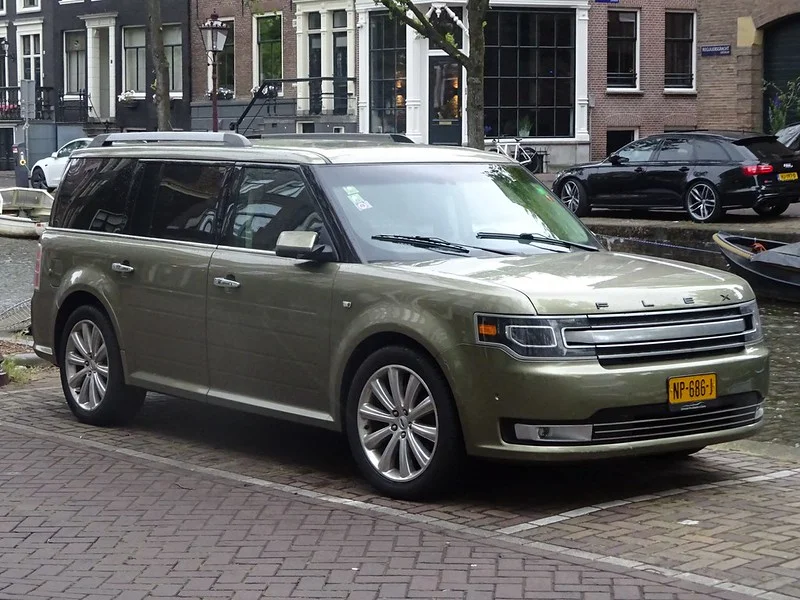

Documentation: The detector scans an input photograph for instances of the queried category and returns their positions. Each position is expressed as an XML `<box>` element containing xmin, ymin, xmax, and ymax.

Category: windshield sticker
<box><xmin>344</xmin><ymin>186</ymin><xmax>372</xmax><ymax>211</ymax></box>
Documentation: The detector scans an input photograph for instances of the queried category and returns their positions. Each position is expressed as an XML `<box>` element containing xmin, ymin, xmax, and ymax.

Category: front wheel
<box><xmin>58</xmin><ymin>305</ymin><xmax>145</xmax><ymax>426</ymax></box>
<box><xmin>559</xmin><ymin>178</ymin><xmax>591</xmax><ymax>217</ymax></box>
<box><xmin>345</xmin><ymin>346</ymin><xmax>464</xmax><ymax>500</ymax></box>
<box><xmin>685</xmin><ymin>181</ymin><xmax>723</xmax><ymax>223</ymax></box>
<box><xmin>753</xmin><ymin>201</ymin><xmax>790</xmax><ymax>218</ymax></box>
<box><xmin>30</xmin><ymin>168</ymin><xmax>48</xmax><ymax>190</ymax></box>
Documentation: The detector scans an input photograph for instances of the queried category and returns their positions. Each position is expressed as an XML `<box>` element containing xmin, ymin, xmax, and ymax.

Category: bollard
<box><xmin>0</xmin><ymin>352</ymin><xmax>8</xmax><ymax>387</ymax></box>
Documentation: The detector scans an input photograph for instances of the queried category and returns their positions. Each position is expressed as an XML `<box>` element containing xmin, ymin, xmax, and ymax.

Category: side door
<box><xmin>644</xmin><ymin>136</ymin><xmax>695</xmax><ymax>206</ymax></box>
<box><xmin>48</xmin><ymin>139</ymin><xmax>89</xmax><ymax>187</ymax></box>
<box><xmin>112</xmin><ymin>160</ymin><xmax>233</xmax><ymax>400</ymax></box>
<box><xmin>206</xmin><ymin>165</ymin><xmax>339</xmax><ymax>425</ymax></box>
<box><xmin>589</xmin><ymin>137</ymin><xmax>661</xmax><ymax>206</ymax></box>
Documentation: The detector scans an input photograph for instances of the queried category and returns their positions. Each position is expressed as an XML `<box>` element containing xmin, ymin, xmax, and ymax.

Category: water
<box><xmin>0</xmin><ymin>237</ymin><xmax>797</xmax><ymax>446</ymax></box>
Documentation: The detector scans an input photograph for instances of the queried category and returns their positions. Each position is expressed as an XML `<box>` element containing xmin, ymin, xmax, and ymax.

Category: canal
<box><xmin>1</xmin><ymin>236</ymin><xmax>797</xmax><ymax>447</ymax></box>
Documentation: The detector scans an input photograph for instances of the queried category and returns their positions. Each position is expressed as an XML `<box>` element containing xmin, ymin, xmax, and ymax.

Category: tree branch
<box><xmin>377</xmin><ymin>0</ymin><xmax>471</xmax><ymax>68</ymax></box>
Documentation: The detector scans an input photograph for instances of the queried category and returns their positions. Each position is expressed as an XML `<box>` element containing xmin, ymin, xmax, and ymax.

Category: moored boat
<box><xmin>712</xmin><ymin>231</ymin><xmax>800</xmax><ymax>303</ymax></box>
<box><xmin>0</xmin><ymin>187</ymin><xmax>53</xmax><ymax>239</ymax></box>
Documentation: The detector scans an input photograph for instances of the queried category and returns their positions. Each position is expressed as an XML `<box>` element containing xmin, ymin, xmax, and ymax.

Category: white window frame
<box><xmin>17</xmin><ymin>0</ymin><xmax>41</xmax><ymax>14</ymax></box>
<box><xmin>664</xmin><ymin>10</ymin><xmax>697</xmax><ymax>94</ymax></box>
<box><xmin>0</xmin><ymin>1</ymin><xmax>6</xmax><ymax>16</ymax></box>
<box><xmin>206</xmin><ymin>16</ymin><xmax>235</xmax><ymax>97</ymax></box>
<box><xmin>606</xmin><ymin>9</ymin><xmax>640</xmax><ymax>94</ymax></box>
<box><xmin>16</xmin><ymin>20</ymin><xmax>44</xmax><ymax>86</ymax></box>
<box><xmin>162</xmin><ymin>23</ymin><xmax>184</xmax><ymax>99</ymax></box>
<box><xmin>63</xmin><ymin>30</ymin><xmax>87</xmax><ymax>99</ymax></box>
<box><xmin>0</xmin><ymin>26</ymin><xmax>8</xmax><ymax>87</ymax></box>
<box><xmin>121</xmin><ymin>25</ymin><xmax>147</xmax><ymax>98</ymax></box>
<box><xmin>252</xmin><ymin>12</ymin><xmax>284</xmax><ymax>96</ymax></box>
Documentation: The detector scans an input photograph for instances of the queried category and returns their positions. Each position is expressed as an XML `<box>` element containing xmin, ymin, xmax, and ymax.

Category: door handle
<box><xmin>634</xmin><ymin>167</ymin><xmax>645</xmax><ymax>173</ymax></box>
<box><xmin>679</xmin><ymin>166</ymin><xmax>690</xmax><ymax>172</ymax></box>
<box><xmin>111</xmin><ymin>262</ymin><xmax>134</xmax><ymax>274</ymax></box>
<box><xmin>213</xmin><ymin>276</ymin><xmax>241</xmax><ymax>289</ymax></box>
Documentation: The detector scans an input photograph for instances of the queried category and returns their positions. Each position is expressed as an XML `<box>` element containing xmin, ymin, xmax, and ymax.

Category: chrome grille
<box><xmin>562</xmin><ymin>303</ymin><xmax>760</xmax><ymax>364</ymax></box>
<box><xmin>592</xmin><ymin>402</ymin><xmax>764</xmax><ymax>443</ymax></box>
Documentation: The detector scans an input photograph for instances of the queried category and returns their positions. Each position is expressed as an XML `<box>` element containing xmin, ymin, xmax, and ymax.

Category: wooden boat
<box><xmin>0</xmin><ymin>187</ymin><xmax>53</xmax><ymax>239</ymax></box>
<box><xmin>712</xmin><ymin>232</ymin><xmax>800</xmax><ymax>303</ymax></box>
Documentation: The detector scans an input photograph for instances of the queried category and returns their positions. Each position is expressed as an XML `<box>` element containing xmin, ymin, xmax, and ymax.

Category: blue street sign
<box><xmin>594</xmin><ymin>0</ymin><xmax>620</xmax><ymax>3</ymax></box>
<box><xmin>701</xmin><ymin>44</ymin><xmax>732</xmax><ymax>57</ymax></box>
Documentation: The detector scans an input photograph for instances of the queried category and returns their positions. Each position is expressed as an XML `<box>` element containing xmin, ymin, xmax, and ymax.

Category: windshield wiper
<box><xmin>476</xmin><ymin>231</ymin><xmax>600</xmax><ymax>252</ymax></box>
<box><xmin>372</xmin><ymin>235</ymin><xmax>514</xmax><ymax>256</ymax></box>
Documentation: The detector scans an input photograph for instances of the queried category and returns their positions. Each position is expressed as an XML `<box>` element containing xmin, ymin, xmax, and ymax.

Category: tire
<box><xmin>753</xmin><ymin>201</ymin><xmax>790</xmax><ymax>218</ymax></box>
<box><xmin>345</xmin><ymin>345</ymin><xmax>464</xmax><ymax>501</ymax></box>
<box><xmin>558</xmin><ymin>178</ymin><xmax>591</xmax><ymax>217</ymax></box>
<box><xmin>31</xmin><ymin>168</ymin><xmax>48</xmax><ymax>190</ymax></box>
<box><xmin>685</xmin><ymin>181</ymin><xmax>723</xmax><ymax>223</ymax></box>
<box><xmin>58</xmin><ymin>305</ymin><xmax>145</xmax><ymax>426</ymax></box>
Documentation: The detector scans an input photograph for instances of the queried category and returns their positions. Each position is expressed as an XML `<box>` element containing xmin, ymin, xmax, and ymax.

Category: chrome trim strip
<box><xmin>564</xmin><ymin>318</ymin><xmax>746</xmax><ymax>346</ymax></box>
<box><xmin>597</xmin><ymin>410</ymin><xmax>758</xmax><ymax>435</ymax></box>
<box><xmin>597</xmin><ymin>341</ymin><xmax>745</xmax><ymax>361</ymax></box>
<box><xmin>594</xmin><ymin>415</ymin><xmax>760</xmax><ymax>442</ymax></box>
<box><xmin>594</xmin><ymin>404</ymin><xmax>759</xmax><ymax>428</ymax></box>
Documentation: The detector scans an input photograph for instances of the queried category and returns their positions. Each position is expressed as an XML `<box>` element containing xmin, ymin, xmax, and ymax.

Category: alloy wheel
<box><xmin>560</xmin><ymin>180</ymin><xmax>581</xmax><ymax>213</ymax></box>
<box><xmin>64</xmin><ymin>320</ymin><xmax>109</xmax><ymax>411</ymax></box>
<box><xmin>687</xmin><ymin>183</ymin><xmax>718</xmax><ymax>221</ymax></box>
<box><xmin>356</xmin><ymin>365</ymin><xmax>439</xmax><ymax>482</ymax></box>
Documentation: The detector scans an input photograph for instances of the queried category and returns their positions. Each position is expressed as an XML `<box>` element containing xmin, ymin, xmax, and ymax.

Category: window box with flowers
<box><xmin>117</xmin><ymin>90</ymin><xmax>140</xmax><ymax>108</ymax></box>
<box><xmin>206</xmin><ymin>87</ymin><xmax>234</xmax><ymax>101</ymax></box>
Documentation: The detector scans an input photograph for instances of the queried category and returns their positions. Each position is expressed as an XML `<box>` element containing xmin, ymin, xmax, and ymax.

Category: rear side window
<box><xmin>655</xmin><ymin>137</ymin><xmax>693</xmax><ymax>162</ymax></box>
<box><xmin>51</xmin><ymin>157</ymin><xmax>138</xmax><ymax>232</ymax></box>
<box><xmin>692</xmin><ymin>139</ymin><xmax>733</xmax><ymax>162</ymax></box>
<box><xmin>737</xmin><ymin>138</ymin><xmax>795</xmax><ymax>162</ymax></box>
<box><xmin>129</xmin><ymin>162</ymin><xmax>232</xmax><ymax>243</ymax></box>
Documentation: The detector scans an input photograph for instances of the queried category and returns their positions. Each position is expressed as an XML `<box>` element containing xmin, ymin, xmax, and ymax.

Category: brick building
<box><xmin>587</xmin><ymin>0</ymin><xmax>699</xmax><ymax>161</ymax></box>
<box><xmin>695</xmin><ymin>0</ymin><xmax>800</xmax><ymax>134</ymax></box>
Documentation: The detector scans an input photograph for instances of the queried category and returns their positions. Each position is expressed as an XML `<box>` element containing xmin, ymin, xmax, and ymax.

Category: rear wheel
<box><xmin>753</xmin><ymin>201</ymin><xmax>790</xmax><ymax>218</ymax></box>
<box><xmin>559</xmin><ymin>178</ymin><xmax>591</xmax><ymax>217</ymax></box>
<box><xmin>58</xmin><ymin>305</ymin><xmax>145</xmax><ymax>426</ymax></box>
<box><xmin>685</xmin><ymin>181</ymin><xmax>723</xmax><ymax>223</ymax></box>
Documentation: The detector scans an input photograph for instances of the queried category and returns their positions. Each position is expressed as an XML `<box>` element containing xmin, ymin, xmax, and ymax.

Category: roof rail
<box><xmin>87</xmin><ymin>131</ymin><xmax>253</xmax><ymax>148</ymax></box>
<box><xmin>255</xmin><ymin>132</ymin><xmax>415</xmax><ymax>144</ymax></box>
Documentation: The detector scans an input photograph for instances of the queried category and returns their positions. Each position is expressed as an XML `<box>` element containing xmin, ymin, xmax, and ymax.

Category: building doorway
<box><xmin>428</xmin><ymin>56</ymin><xmax>462</xmax><ymax>145</ymax></box>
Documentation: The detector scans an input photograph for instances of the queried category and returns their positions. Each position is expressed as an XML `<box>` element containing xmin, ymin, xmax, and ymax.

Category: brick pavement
<box><xmin>1</xmin><ymin>375</ymin><xmax>799</xmax><ymax>599</ymax></box>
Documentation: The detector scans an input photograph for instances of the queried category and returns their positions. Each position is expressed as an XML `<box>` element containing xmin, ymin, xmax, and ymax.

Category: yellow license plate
<box><xmin>668</xmin><ymin>374</ymin><xmax>717</xmax><ymax>404</ymax></box>
<box><xmin>778</xmin><ymin>172</ymin><xmax>798</xmax><ymax>181</ymax></box>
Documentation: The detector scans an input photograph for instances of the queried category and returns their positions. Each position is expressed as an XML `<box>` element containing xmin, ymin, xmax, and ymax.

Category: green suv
<box><xmin>30</xmin><ymin>132</ymin><xmax>770</xmax><ymax>500</ymax></box>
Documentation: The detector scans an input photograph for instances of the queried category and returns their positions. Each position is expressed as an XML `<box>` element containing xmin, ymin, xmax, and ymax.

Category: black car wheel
<box><xmin>31</xmin><ymin>168</ymin><xmax>48</xmax><ymax>190</ymax></box>
<box><xmin>558</xmin><ymin>178</ymin><xmax>590</xmax><ymax>217</ymax></box>
<box><xmin>685</xmin><ymin>181</ymin><xmax>723</xmax><ymax>223</ymax></box>
<box><xmin>753</xmin><ymin>201</ymin><xmax>790</xmax><ymax>218</ymax></box>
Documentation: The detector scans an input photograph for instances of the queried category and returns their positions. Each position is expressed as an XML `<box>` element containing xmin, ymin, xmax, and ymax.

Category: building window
<box><xmin>607</xmin><ymin>11</ymin><xmax>638</xmax><ymax>89</ymax></box>
<box><xmin>17</xmin><ymin>0</ymin><xmax>39</xmax><ymax>11</ymax></box>
<box><xmin>606</xmin><ymin>129</ymin><xmax>636</xmax><ymax>156</ymax></box>
<box><xmin>123</xmin><ymin>27</ymin><xmax>147</xmax><ymax>93</ymax></box>
<box><xmin>163</xmin><ymin>25</ymin><xmax>183</xmax><ymax>92</ymax></box>
<box><xmin>0</xmin><ymin>1</ymin><xmax>5</xmax><ymax>14</ymax></box>
<box><xmin>369</xmin><ymin>12</ymin><xmax>406</xmax><ymax>134</ymax></box>
<box><xmin>64</xmin><ymin>31</ymin><xmax>87</xmax><ymax>94</ymax></box>
<box><xmin>308</xmin><ymin>13</ymin><xmax>321</xmax><ymax>115</ymax></box>
<box><xmin>217</xmin><ymin>20</ymin><xmax>235</xmax><ymax>90</ymax></box>
<box><xmin>665</xmin><ymin>12</ymin><xmax>695</xmax><ymax>89</ymax></box>
<box><xmin>484</xmin><ymin>9</ymin><xmax>575</xmax><ymax>138</ymax></box>
<box><xmin>332</xmin><ymin>10</ymin><xmax>348</xmax><ymax>116</ymax></box>
<box><xmin>256</xmin><ymin>15</ymin><xmax>282</xmax><ymax>89</ymax></box>
<box><xmin>21</xmin><ymin>33</ymin><xmax>42</xmax><ymax>84</ymax></box>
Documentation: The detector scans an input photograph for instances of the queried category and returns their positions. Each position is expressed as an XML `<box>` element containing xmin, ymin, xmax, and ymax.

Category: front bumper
<box><xmin>442</xmin><ymin>342</ymin><xmax>770</xmax><ymax>461</ymax></box>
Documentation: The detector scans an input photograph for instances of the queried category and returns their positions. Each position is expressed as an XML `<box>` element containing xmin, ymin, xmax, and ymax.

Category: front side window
<box><xmin>369</xmin><ymin>12</ymin><xmax>406</xmax><ymax>134</ymax></box>
<box><xmin>64</xmin><ymin>31</ymin><xmax>87</xmax><ymax>94</ymax></box>
<box><xmin>163</xmin><ymin>25</ymin><xmax>183</xmax><ymax>92</ymax></box>
<box><xmin>314</xmin><ymin>162</ymin><xmax>597</xmax><ymax>263</ymax></box>
<box><xmin>665</xmin><ymin>13</ymin><xmax>695</xmax><ymax>89</ymax></box>
<box><xmin>222</xmin><ymin>167</ymin><xmax>329</xmax><ymax>252</ymax></box>
<box><xmin>484</xmin><ymin>10</ymin><xmax>575</xmax><ymax>138</ymax></box>
<box><xmin>616</xmin><ymin>138</ymin><xmax>660</xmax><ymax>162</ymax></box>
<box><xmin>257</xmin><ymin>15</ymin><xmax>282</xmax><ymax>90</ymax></box>
<box><xmin>130</xmin><ymin>162</ymin><xmax>231</xmax><ymax>243</ymax></box>
<box><xmin>123</xmin><ymin>27</ymin><xmax>146</xmax><ymax>92</ymax></box>
<box><xmin>607</xmin><ymin>11</ymin><xmax>637</xmax><ymax>88</ymax></box>
<box><xmin>21</xmin><ymin>33</ymin><xmax>42</xmax><ymax>84</ymax></box>
<box><xmin>57</xmin><ymin>139</ymin><xmax>88</xmax><ymax>158</ymax></box>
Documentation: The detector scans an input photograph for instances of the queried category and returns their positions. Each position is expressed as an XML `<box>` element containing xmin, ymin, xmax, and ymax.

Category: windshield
<box><xmin>313</xmin><ymin>162</ymin><xmax>600</xmax><ymax>262</ymax></box>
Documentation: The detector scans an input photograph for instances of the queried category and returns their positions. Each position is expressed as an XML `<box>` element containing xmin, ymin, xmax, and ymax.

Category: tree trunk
<box><xmin>147</xmin><ymin>0</ymin><xmax>172</xmax><ymax>131</ymax></box>
<box><xmin>465</xmin><ymin>0</ymin><xmax>488</xmax><ymax>149</ymax></box>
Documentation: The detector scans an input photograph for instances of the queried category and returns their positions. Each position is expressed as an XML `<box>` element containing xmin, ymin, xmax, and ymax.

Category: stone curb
<box><xmin>1</xmin><ymin>352</ymin><xmax>49</xmax><ymax>368</ymax></box>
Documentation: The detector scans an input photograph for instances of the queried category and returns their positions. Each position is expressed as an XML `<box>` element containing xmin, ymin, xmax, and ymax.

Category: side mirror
<box><xmin>275</xmin><ymin>230</ymin><xmax>331</xmax><ymax>261</ymax></box>
<box><xmin>51</xmin><ymin>152</ymin><xmax>58</xmax><ymax>159</ymax></box>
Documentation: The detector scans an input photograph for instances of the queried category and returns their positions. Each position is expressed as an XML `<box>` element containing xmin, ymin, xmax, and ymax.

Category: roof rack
<box><xmin>254</xmin><ymin>133</ymin><xmax>415</xmax><ymax>144</ymax></box>
<box><xmin>87</xmin><ymin>131</ymin><xmax>253</xmax><ymax>148</ymax></box>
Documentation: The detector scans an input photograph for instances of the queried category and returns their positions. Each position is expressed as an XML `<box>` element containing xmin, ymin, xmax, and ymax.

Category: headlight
<box><xmin>741</xmin><ymin>300</ymin><xmax>763</xmax><ymax>343</ymax></box>
<box><xmin>475</xmin><ymin>314</ymin><xmax>594</xmax><ymax>359</ymax></box>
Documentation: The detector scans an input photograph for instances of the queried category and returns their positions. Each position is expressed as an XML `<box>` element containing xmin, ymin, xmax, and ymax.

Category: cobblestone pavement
<box><xmin>1</xmin><ymin>376</ymin><xmax>799</xmax><ymax>599</ymax></box>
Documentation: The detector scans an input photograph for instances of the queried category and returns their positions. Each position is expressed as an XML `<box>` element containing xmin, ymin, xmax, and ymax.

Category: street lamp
<box><xmin>199</xmin><ymin>12</ymin><xmax>229</xmax><ymax>132</ymax></box>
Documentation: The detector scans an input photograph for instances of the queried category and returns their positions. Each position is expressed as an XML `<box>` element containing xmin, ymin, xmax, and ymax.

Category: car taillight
<box><xmin>742</xmin><ymin>164</ymin><xmax>774</xmax><ymax>176</ymax></box>
<box><xmin>33</xmin><ymin>244</ymin><xmax>42</xmax><ymax>291</ymax></box>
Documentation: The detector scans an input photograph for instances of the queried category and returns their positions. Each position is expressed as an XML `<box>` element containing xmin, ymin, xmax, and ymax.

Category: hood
<box><xmin>387</xmin><ymin>252</ymin><xmax>753</xmax><ymax>314</ymax></box>
<box><xmin>557</xmin><ymin>161</ymin><xmax>605</xmax><ymax>174</ymax></box>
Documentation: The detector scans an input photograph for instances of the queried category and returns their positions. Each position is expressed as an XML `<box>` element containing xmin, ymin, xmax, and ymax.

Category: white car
<box><xmin>30</xmin><ymin>137</ymin><xmax>92</xmax><ymax>191</ymax></box>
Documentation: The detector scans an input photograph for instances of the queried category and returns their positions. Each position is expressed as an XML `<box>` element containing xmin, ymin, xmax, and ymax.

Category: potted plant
<box><xmin>117</xmin><ymin>90</ymin><xmax>138</xmax><ymax>107</ymax></box>
<box><xmin>518</xmin><ymin>114</ymin><xmax>532</xmax><ymax>137</ymax></box>
<box><xmin>206</xmin><ymin>87</ymin><xmax>234</xmax><ymax>101</ymax></box>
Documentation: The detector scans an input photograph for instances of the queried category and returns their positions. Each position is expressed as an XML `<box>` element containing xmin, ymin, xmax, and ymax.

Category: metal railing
<box><xmin>56</xmin><ymin>90</ymin><xmax>90</xmax><ymax>123</ymax></box>
<box><xmin>607</xmin><ymin>72</ymin><xmax>637</xmax><ymax>88</ymax></box>
<box><xmin>665</xmin><ymin>73</ymin><xmax>694</xmax><ymax>89</ymax></box>
<box><xmin>0</xmin><ymin>86</ymin><xmax>55</xmax><ymax>121</ymax></box>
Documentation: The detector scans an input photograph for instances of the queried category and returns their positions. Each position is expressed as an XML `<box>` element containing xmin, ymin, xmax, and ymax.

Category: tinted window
<box><xmin>737</xmin><ymin>138</ymin><xmax>795</xmax><ymax>162</ymax></box>
<box><xmin>51</xmin><ymin>157</ymin><xmax>137</xmax><ymax>233</ymax></box>
<box><xmin>130</xmin><ymin>162</ymin><xmax>230</xmax><ymax>243</ymax></box>
<box><xmin>655</xmin><ymin>137</ymin><xmax>693</xmax><ymax>162</ymax></box>
<box><xmin>221</xmin><ymin>166</ymin><xmax>329</xmax><ymax>252</ymax></box>
<box><xmin>616</xmin><ymin>138</ymin><xmax>660</xmax><ymax>162</ymax></box>
<box><xmin>692</xmin><ymin>139</ymin><xmax>732</xmax><ymax>162</ymax></box>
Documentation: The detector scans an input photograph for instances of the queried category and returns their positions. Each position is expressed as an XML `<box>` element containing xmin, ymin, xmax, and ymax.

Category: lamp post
<box><xmin>199</xmin><ymin>13</ymin><xmax>228</xmax><ymax>132</ymax></box>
